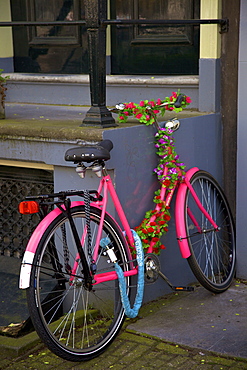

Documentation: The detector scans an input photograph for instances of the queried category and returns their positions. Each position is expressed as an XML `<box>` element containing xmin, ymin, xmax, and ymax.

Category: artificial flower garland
<box><xmin>117</xmin><ymin>91</ymin><xmax>192</xmax><ymax>254</ymax></box>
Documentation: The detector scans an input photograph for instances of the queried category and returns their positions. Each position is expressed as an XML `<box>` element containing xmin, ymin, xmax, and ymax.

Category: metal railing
<box><xmin>0</xmin><ymin>18</ymin><xmax>228</xmax><ymax>31</ymax></box>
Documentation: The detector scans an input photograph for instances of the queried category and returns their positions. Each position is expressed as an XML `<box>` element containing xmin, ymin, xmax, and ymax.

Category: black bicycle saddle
<box><xmin>65</xmin><ymin>140</ymin><xmax>113</xmax><ymax>163</ymax></box>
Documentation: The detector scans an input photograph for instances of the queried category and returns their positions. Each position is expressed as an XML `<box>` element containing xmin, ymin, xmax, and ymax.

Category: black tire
<box><xmin>185</xmin><ymin>171</ymin><xmax>236</xmax><ymax>293</ymax></box>
<box><xmin>26</xmin><ymin>205</ymin><xmax>132</xmax><ymax>361</ymax></box>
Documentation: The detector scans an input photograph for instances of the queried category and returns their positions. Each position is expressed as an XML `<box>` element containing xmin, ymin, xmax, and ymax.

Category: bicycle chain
<box><xmin>61</xmin><ymin>223</ymin><xmax>72</xmax><ymax>274</ymax></box>
<box><xmin>84</xmin><ymin>190</ymin><xmax>96</xmax><ymax>274</ymax></box>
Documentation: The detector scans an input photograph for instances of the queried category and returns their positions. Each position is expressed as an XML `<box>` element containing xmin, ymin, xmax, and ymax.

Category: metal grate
<box><xmin>0</xmin><ymin>166</ymin><xmax>53</xmax><ymax>258</ymax></box>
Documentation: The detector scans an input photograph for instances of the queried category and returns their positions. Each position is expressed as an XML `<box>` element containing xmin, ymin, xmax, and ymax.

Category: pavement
<box><xmin>1</xmin><ymin>280</ymin><xmax>247</xmax><ymax>370</ymax></box>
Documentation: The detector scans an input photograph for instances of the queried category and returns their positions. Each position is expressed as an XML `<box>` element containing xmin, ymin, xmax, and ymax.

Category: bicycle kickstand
<box><xmin>158</xmin><ymin>270</ymin><xmax>194</xmax><ymax>292</ymax></box>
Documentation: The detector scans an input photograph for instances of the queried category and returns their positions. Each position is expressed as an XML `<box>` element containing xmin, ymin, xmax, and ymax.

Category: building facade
<box><xmin>0</xmin><ymin>0</ymin><xmax>243</xmax><ymax>325</ymax></box>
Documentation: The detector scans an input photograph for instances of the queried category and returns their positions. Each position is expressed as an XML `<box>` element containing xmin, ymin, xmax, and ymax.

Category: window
<box><xmin>11</xmin><ymin>0</ymin><xmax>199</xmax><ymax>75</ymax></box>
<box><xmin>111</xmin><ymin>0</ymin><xmax>200</xmax><ymax>74</ymax></box>
<box><xmin>11</xmin><ymin>0</ymin><xmax>88</xmax><ymax>73</ymax></box>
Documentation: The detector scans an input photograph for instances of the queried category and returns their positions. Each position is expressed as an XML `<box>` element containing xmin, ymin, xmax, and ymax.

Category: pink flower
<box><xmin>156</xmin><ymin>98</ymin><xmax>162</xmax><ymax>105</ymax></box>
<box><xmin>119</xmin><ymin>116</ymin><xmax>124</xmax><ymax>120</ymax></box>
<box><xmin>148</xmin><ymin>101</ymin><xmax>155</xmax><ymax>107</ymax></box>
<box><xmin>146</xmin><ymin>115</ymin><xmax>151</xmax><ymax>120</ymax></box>
<box><xmin>126</xmin><ymin>102</ymin><xmax>135</xmax><ymax>109</ymax></box>
<box><xmin>153</xmin><ymin>110</ymin><xmax>160</xmax><ymax>114</ymax></box>
<box><xmin>136</xmin><ymin>113</ymin><xmax>143</xmax><ymax>119</ymax></box>
<box><xmin>139</xmin><ymin>100</ymin><xmax>145</xmax><ymax>107</ymax></box>
<box><xmin>186</xmin><ymin>96</ymin><xmax>192</xmax><ymax>103</ymax></box>
<box><xmin>124</xmin><ymin>111</ymin><xmax>129</xmax><ymax>116</ymax></box>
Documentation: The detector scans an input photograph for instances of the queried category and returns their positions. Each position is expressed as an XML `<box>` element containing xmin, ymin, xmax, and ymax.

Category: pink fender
<box><xmin>24</xmin><ymin>201</ymin><xmax>98</xmax><ymax>254</ymax></box>
<box><xmin>20</xmin><ymin>201</ymin><xmax>101</xmax><ymax>289</ymax></box>
<box><xmin>175</xmin><ymin>167</ymin><xmax>199</xmax><ymax>258</ymax></box>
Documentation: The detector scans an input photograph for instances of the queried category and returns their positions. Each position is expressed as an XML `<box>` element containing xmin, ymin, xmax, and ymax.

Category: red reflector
<box><xmin>19</xmin><ymin>201</ymin><xmax>40</xmax><ymax>214</ymax></box>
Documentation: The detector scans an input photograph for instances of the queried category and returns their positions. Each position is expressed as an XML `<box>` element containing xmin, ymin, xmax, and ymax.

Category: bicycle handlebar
<box><xmin>174</xmin><ymin>94</ymin><xmax>185</xmax><ymax>108</ymax></box>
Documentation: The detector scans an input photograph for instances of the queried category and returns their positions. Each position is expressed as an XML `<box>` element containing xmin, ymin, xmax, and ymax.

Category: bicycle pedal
<box><xmin>172</xmin><ymin>286</ymin><xmax>194</xmax><ymax>292</ymax></box>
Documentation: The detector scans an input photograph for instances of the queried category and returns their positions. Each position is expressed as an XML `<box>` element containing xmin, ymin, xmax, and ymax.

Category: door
<box><xmin>111</xmin><ymin>0</ymin><xmax>200</xmax><ymax>75</ymax></box>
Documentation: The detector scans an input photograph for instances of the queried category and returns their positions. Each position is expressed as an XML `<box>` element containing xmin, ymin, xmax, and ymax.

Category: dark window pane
<box><xmin>111</xmin><ymin>0</ymin><xmax>200</xmax><ymax>75</ymax></box>
<box><xmin>11</xmin><ymin>0</ymin><xmax>88</xmax><ymax>74</ymax></box>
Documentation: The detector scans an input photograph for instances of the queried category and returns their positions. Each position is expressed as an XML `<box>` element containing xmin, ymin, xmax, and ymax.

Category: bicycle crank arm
<box><xmin>158</xmin><ymin>270</ymin><xmax>194</xmax><ymax>292</ymax></box>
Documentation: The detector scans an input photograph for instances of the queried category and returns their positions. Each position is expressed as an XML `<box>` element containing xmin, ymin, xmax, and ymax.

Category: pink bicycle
<box><xmin>18</xmin><ymin>94</ymin><xmax>235</xmax><ymax>362</ymax></box>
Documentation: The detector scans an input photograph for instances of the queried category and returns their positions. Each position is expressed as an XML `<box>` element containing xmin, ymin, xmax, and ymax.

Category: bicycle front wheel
<box><xmin>184</xmin><ymin>171</ymin><xmax>236</xmax><ymax>293</ymax></box>
<box><xmin>26</xmin><ymin>205</ymin><xmax>132</xmax><ymax>362</ymax></box>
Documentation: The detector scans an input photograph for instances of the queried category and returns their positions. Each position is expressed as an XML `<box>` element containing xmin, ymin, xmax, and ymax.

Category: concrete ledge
<box><xmin>0</xmin><ymin>331</ymin><xmax>40</xmax><ymax>357</ymax></box>
<box><xmin>1</xmin><ymin>103</ymin><xmax>204</xmax><ymax>143</ymax></box>
<box><xmin>3</xmin><ymin>73</ymin><xmax>199</xmax><ymax>86</ymax></box>
<box><xmin>4</xmin><ymin>73</ymin><xmax>199</xmax><ymax>107</ymax></box>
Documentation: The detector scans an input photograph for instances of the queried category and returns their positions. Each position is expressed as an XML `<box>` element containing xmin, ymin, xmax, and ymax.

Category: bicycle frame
<box><xmin>19</xmin><ymin>158</ymin><xmax>219</xmax><ymax>290</ymax></box>
<box><xmin>68</xmin><ymin>173</ymin><xmax>138</xmax><ymax>286</ymax></box>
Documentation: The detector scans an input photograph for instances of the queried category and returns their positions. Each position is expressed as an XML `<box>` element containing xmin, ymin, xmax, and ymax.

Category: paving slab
<box><xmin>129</xmin><ymin>281</ymin><xmax>247</xmax><ymax>358</ymax></box>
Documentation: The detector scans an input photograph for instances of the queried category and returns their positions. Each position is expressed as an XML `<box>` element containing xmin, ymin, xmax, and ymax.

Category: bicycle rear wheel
<box><xmin>26</xmin><ymin>205</ymin><xmax>132</xmax><ymax>361</ymax></box>
<box><xmin>184</xmin><ymin>171</ymin><xmax>236</xmax><ymax>293</ymax></box>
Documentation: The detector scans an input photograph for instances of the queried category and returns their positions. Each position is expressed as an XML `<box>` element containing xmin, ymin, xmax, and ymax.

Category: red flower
<box><xmin>164</xmin><ymin>180</ymin><xmax>171</xmax><ymax>187</ymax></box>
<box><xmin>150</xmin><ymin>222</ymin><xmax>156</xmax><ymax>226</ymax></box>
<box><xmin>143</xmin><ymin>239</ymin><xmax>149</xmax><ymax>244</ymax></box>
<box><xmin>142</xmin><ymin>229</ymin><xmax>148</xmax><ymax>234</ymax></box>
<box><xmin>160</xmin><ymin>244</ymin><xmax>166</xmax><ymax>250</ymax></box>
<box><xmin>136</xmin><ymin>113</ymin><xmax>143</xmax><ymax>119</ymax></box>
<box><xmin>164</xmin><ymin>214</ymin><xmax>171</xmax><ymax>221</ymax></box>
<box><xmin>159</xmin><ymin>221</ymin><xmax>166</xmax><ymax>225</ymax></box>
<box><xmin>147</xmin><ymin>227</ymin><xmax>154</xmax><ymax>233</ymax></box>
<box><xmin>126</xmin><ymin>102</ymin><xmax>135</xmax><ymax>109</ymax></box>
<box><xmin>152</xmin><ymin>237</ymin><xmax>159</xmax><ymax>242</ymax></box>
